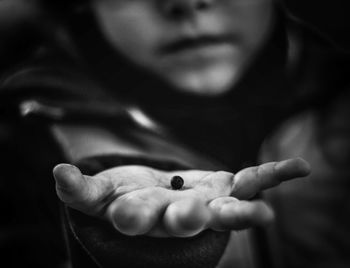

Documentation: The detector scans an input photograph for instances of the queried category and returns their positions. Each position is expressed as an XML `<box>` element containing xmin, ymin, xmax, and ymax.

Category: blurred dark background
<box><xmin>286</xmin><ymin>0</ymin><xmax>350</xmax><ymax>49</ymax></box>
<box><xmin>0</xmin><ymin>0</ymin><xmax>349</xmax><ymax>73</ymax></box>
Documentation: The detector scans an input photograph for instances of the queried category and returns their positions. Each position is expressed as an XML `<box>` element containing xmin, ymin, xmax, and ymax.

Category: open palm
<box><xmin>53</xmin><ymin>158</ymin><xmax>310</xmax><ymax>237</ymax></box>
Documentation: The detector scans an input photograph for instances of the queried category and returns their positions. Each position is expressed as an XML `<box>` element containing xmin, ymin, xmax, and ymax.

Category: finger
<box><xmin>106</xmin><ymin>187</ymin><xmax>170</xmax><ymax>236</ymax></box>
<box><xmin>163</xmin><ymin>198</ymin><xmax>211</xmax><ymax>237</ymax></box>
<box><xmin>208</xmin><ymin>196</ymin><xmax>238</xmax><ymax>231</ymax></box>
<box><xmin>53</xmin><ymin>164</ymin><xmax>107</xmax><ymax>215</ymax></box>
<box><xmin>208</xmin><ymin>197</ymin><xmax>274</xmax><ymax>231</ymax></box>
<box><xmin>232</xmin><ymin>158</ymin><xmax>310</xmax><ymax>199</ymax></box>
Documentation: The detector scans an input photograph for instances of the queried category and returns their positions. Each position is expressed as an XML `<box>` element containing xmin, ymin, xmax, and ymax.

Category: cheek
<box><xmin>92</xmin><ymin>2</ymin><xmax>164</xmax><ymax>64</ymax></box>
<box><xmin>221</xmin><ymin>0</ymin><xmax>274</xmax><ymax>50</ymax></box>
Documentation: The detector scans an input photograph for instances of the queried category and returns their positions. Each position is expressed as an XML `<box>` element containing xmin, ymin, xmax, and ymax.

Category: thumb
<box><xmin>53</xmin><ymin>164</ymin><xmax>92</xmax><ymax>208</ymax></box>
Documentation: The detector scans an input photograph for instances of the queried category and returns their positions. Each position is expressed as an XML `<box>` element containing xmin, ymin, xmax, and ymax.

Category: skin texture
<box><xmin>90</xmin><ymin>0</ymin><xmax>275</xmax><ymax>95</ymax></box>
<box><xmin>53</xmin><ymin>158</ymin><xmax>310</xmax><ymax>238</ymax></box>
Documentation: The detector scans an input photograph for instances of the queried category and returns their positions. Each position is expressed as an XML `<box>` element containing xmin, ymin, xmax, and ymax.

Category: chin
<box><xmin>165</xmin><ymin>63</ymin><xmax>241</xmax><ymax>96</ymax></box>
<box><xmin>68</xmin><ymin>209</ymin><xmax>230</xmax><ymax>268</ymax></box>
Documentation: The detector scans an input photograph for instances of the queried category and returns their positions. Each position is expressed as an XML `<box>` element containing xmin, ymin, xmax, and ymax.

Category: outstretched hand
<box><xmin>53</xmin><ymin>158</ymin><xmax>310</xmax><ymax>237</ymax></box>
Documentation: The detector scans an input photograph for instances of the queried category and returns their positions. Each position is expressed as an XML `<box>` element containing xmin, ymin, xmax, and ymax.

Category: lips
<box><xmin>158</xmin><ymin>34</ymin><xmax>239</xmax><ymax>55</ymax></box>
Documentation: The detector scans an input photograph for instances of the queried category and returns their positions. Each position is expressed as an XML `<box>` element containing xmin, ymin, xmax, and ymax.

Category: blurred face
<box><xmin>91</xmin><ymin>0</ymin><xmax>275</xmax><ymax>95</ymax></box>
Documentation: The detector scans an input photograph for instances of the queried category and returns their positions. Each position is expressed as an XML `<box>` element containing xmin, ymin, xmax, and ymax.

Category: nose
<box><xmin>159</xmin><ymin>0</ymin><xmax>213</xmax><ymax>20</ymax></box>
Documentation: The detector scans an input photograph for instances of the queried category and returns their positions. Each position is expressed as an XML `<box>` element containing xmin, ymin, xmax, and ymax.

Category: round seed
<box><xmin>171</xmin><ymin>176</ymin><xmax>184</xmax><ymax>190</ymax></box>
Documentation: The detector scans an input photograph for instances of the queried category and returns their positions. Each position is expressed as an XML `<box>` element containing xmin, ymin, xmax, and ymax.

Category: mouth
<box><xmin>158</xmin><ymin>34</ymin><xmax>239</xmax><ymax>55</ymax></box>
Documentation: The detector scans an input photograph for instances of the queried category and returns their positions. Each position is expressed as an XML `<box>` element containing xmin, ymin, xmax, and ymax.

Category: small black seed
<box><xmin>171</xmin><ymin>176</ymin><xmax>184</xmax><ymax>190</ymax></box>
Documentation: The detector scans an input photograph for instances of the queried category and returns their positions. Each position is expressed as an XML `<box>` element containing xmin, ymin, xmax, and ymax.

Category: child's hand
<box><xmin>53</xmin><ymin>158</ymin><xmax>310</xmax><ymax>237</ymax></box>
